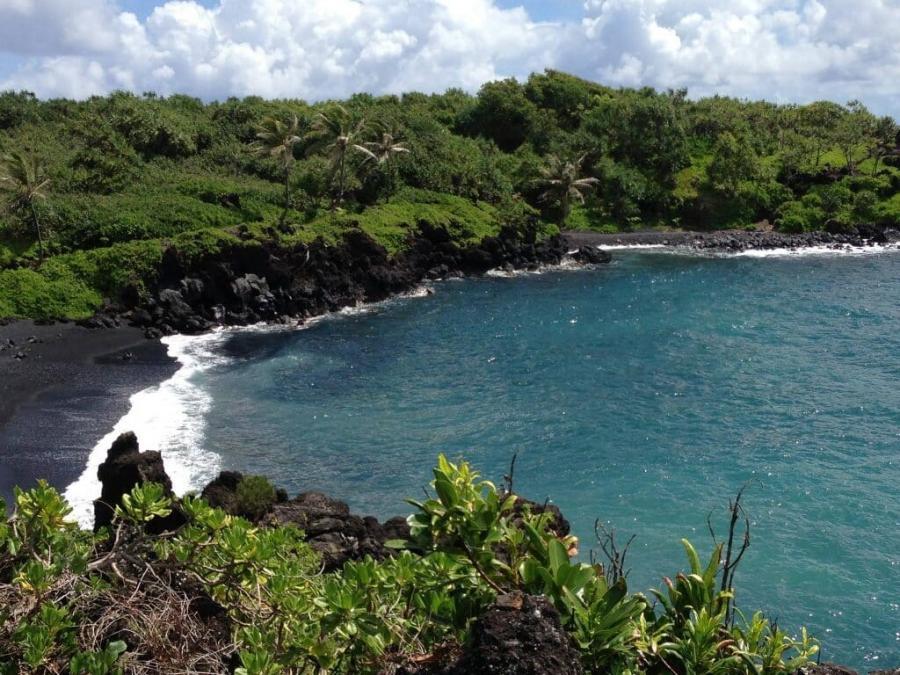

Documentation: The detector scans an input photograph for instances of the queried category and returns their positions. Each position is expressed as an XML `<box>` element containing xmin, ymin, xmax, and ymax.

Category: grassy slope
<box><xmin>0</xmin><ymin>189</ymin><xmax>506</xmax><ymax>320</ymax></box>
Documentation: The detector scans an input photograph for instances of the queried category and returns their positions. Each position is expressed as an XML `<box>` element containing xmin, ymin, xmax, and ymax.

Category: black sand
<box><xmin>0</xmin><ymin>322</ymin><xmax>177</xmax><ymax>504</ymax></box>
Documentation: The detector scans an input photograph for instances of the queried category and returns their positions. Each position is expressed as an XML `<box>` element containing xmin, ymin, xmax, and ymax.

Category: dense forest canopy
<box><xmin>0</xmin><ymin>70</ymin><xmax>898</xmax><ymax>318</ymax></box>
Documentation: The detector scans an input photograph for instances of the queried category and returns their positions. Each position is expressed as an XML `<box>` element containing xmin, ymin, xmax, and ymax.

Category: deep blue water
<box><xmin>197</xmin><ymin>249</ymin><xmax>899</xmax><ymax>668</ymax></box>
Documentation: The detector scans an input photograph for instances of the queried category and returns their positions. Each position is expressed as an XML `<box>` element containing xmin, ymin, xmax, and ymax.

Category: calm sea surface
<box><xmin>113</xmin><ymin>249</ymin><xmax>900</xmax><ymax>667</ymax></box>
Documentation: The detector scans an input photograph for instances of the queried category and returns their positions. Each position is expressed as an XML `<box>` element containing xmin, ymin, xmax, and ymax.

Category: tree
<box><xmin>534</xmin><ymin>154</ymin><xmax>599</xmax><ymax>224</ymax></box>
<box><xmin>793</xmin><ymin>101</ymin><xmax>844</xmax><ymax>170</ymax></box>
<box><xmin>868</xmin><ymin>116</ymin><xmax>899</xmax><ymax>175</ymax></box>
<box><xmin>707</xmin><ymin>132</ymin><xmax>759</xmax><ymax>196</ymax></box>
<box><xmin>0</xmin><ymin>150</ymin><xmax>51</xmax><ymax>258</ymax></box>
<box><xmin>309</xmin><ymin>105</ymin><xmax>370</xmax><ymax>207</ymax></box>
<box><xmin>585</xmin><ymin>90</ymin><xmax>689</xmax><ymax>186</ymax></box>
<box><xmin>362</xmin><ymin>127</ymin><xmax>409</xmax><ymax>198</ymax></box>
<box><xmin>462</xmin><ymin>78</ymin><xmax>538</xmax><ymax>152</ymax></box>
<box><xmin>250</xmin><ymin>115</ymin><xmax>303</xmax><ymax>225</ymax></box>
<box><xmin>835</xmin><ymin>101</ymin><xmax>876</xmax><ymax>175</ymax></box>
<box><xmin>524</xmin><ymin>70</ymin><xmax>605</xmax><ymax>131</ymax></box>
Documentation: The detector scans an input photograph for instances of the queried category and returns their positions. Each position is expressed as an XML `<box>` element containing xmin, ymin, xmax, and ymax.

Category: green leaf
<box><xmin>548</xmin><ymin>538</ymin><xmax>568</xmax><ymax>574</ymax></box>
<box><xmin>383</xmin><ymin>539</ymin><xmax>408</xmax><ymax>550</ymax></box>
<box><xmin>682</xmin><ymin>538</ymin><xmax>702</xmax><ymax>575</ymax></box>
<box><xmin>433</xmin><ymin>476</ymin><xmax>458</xmax><ymax>507</ymax></box>
<box><xmin>703</xmin><ymin>543</ymin><xmax>723</xmax><ymax>587</ymax></box>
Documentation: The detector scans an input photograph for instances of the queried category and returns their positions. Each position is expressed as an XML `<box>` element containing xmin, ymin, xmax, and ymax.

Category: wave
<box><xmin>587</xmin><ymin>242</ymin><xmax>900</xmax><ymax>259</ymax></box>
<box><xmin>730</xmin><ymin>242</ymin><xmax>900</xmax><ymax>258</ymax></box>
<box><xmin>63</xmin><ymin>285</ymin><xmax>436</xmax><ymax>527</ymax></box>
<box><xmin>593</xmin><ymin>244</ymin><xmax>669</xmax><ymax>250</ymax></box>
<box><xmin>487</xmin><ymin>258</ymin><xmax>583</xmax><ymax>278</ymax></box>
<box><xmin>64</xmin><ymin>331</ymin><xmax>229</xmax><ymax>527</ymax></box>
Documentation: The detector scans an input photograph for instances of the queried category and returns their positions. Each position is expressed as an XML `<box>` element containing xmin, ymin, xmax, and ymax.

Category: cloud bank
<box><xmin>0</xmin><ymin>0</ymin><xmax>897</xmax><ymax>116</ymax></box>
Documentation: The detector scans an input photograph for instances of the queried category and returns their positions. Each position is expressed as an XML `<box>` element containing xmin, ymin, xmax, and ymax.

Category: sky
<box><xmin>0</xmin><ymin>0</ymin><xmax>898</xmax><ymax>117</ymax></box>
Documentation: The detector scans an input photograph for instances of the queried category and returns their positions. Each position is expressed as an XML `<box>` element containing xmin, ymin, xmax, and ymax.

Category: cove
<box><xmin>131</xmin><ymin>249</ymin><xmax>900</xmax><ymax>667</ymax></box>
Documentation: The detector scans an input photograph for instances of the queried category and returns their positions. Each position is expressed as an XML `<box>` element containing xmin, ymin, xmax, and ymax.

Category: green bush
<box><xmin>0</xmin><ymin>267</ymin><xmax>102</xmax><ymax>319</ymax></box>
<box><xmin>236</xmin><ymin>475</ymin><xmax>277</xmax><ymax>520</ymax></box>
<box><xmin>876</xmin><ymin>193</ymin><xmax>900</xmax><ymax>224</ymax></box>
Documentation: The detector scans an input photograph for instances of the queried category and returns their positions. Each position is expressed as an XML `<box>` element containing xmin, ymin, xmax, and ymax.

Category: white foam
<box><xmin>593</xmin><ymin>243</ymin><xmax>669</xmax><ymax>250</ymax></box>
<box><xmin>576</xmin><ymin>241</ymin><xmax>900</xmax><ymax>259</ymax></box>
<box><xmin>64</xmin><ymin>331</ymin><xmax>228</xmax><ymax>527</ymax></box>
<box><xmin>64</xmin><ymin>286</ymin><xmax>438</xmax><ymax>527</ymax></box>
<box><xmin>487</xmin><ymin>258</ymin><xmax>583</xmax><ymax>278</ymax></box>
<box><xmin>731</xmin><ymin>243</ymin><xmax>900</xmax><ymax>258</ymax></box>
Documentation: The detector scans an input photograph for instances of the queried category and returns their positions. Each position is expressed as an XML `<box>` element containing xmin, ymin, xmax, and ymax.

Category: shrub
<box><xmin>0</xmin><ymin>456</ymin><xmax>820</xmax><ymax>674</ymax></box>
<box><xmin>235</xmin><ymin>475</ymin><xmax>277</xmax><ymax>520</ymax></box>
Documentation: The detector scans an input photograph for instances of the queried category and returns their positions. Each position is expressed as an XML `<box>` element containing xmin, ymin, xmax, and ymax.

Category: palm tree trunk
<box><xmin>560</xmin><ymin>193</ymin><xmax>570</xmax><ymax>226</ymax></box>
<box><xmin>282</xmin><ymin>167</ymin><xmax>291</xmax><ymax>226</ymax></box>
<box><xmin>338</xmin><ymin>151</ymin><xmax>346</xmax><ymax>206</ymax></box>
<box><xmin>30</xmin><ymin>201</ymin><xmax>45</xmax><ymax>259</ymax></box>
<box><xmin>385</xmin><ymin>160</ymin><xmax>395</xmax><ymax>202</ymax></box>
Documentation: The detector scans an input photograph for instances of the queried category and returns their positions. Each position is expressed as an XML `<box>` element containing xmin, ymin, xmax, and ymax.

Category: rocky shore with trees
<box><xmin>1</xmin><ymin>70</ymin><xmax>898</xmax><ymax>326</ymax></box>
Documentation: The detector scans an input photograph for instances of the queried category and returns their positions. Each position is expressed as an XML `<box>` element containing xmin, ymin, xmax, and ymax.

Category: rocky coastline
<box><xmin>564</xmin><ymin>222</ymin><xmax>900</xmax><ymax>252</ymax></box>
<box><xmin>82</xmin><ymin>225</ymin><xmax>582</xmax><ymax>338</ymax></box>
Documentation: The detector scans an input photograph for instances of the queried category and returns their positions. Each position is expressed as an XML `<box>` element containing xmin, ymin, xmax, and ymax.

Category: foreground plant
<box><xmin>0</xmin><ymin>456</ymin><xmax>818</xmax><ymax>674</ymax></box>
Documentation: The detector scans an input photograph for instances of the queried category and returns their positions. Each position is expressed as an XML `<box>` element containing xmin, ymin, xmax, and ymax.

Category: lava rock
<box><xmin>200</xmin><ymin>470</ymin><xmax>245</xmax><ymax>515</ymax></box>
<box><xmin>266</xmin><ymin>491</ymin><xmax>410</xmax><ymax>572</ymax></box>
<box><xmin>798</xmin><ymin>664</ymin><xmax>859</xmax><ymax>675</ymax></box>
<box><xmin>446</xmin><ymin>593</ymin><xmax>583</xmax><ymax>675</ymax></box>
<box><xmin>572</xmin><ymin>245</ymin><xmax>612</xmax><ymax>265</ymax></box>
<box><xmin>93</xmin><ymin>432</ymin><xmax>185</xmax><ymax>533</ymax></box>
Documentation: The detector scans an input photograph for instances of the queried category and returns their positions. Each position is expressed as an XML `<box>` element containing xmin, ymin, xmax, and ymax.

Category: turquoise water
<box><xmin>198</xmin><ymin>250</ymin><xmax>900</xmax><ymax>668</ymax></box>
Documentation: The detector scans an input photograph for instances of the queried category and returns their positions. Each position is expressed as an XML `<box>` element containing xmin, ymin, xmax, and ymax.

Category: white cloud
<box><xmin>568</xmin><ymin>0</ymin><xmax>900</xmax><ymax>115</ymax></box>
<box><xmin>0</xmin><ymin>0</ymin><xmax>897</xmax><ymax>117</ymax></box>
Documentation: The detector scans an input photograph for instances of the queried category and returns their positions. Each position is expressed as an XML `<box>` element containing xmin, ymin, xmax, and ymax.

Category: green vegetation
<box><xmin>0</xmin><ymin>73</ymin><xmax>898</xmax><ymax>320</ymax></box>
<box><xmin>234</xmin><ymin>475</ymin><xmax>278</xmax><ymax>521</ymax></box>
<box><xmin>0</xmin><ymin>455</ymin><xmax>819</xmax><ymax>674</ymax></box>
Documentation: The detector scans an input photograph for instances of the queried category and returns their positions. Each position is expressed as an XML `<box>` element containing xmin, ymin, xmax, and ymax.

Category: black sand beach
<box><xmin>0</xmin><ymin>322</ymin><xmax>177</xmax><ymax>505</ymax></box>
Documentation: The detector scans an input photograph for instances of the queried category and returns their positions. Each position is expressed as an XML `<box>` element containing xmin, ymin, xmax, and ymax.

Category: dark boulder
<box><xmin>445</xmin><ymin>593</ymin><xmax>583</xmax><ymax>675</ymax></box>
<box><xmin>856</xmin><ymin>223</ymin><xmax>887</xmax><ymax>243</ymax></box>
<box><xmin>200</xmin><ymin>470</ymin><xmax>245</xmax><ymax>515</ymax></box>
<box><xmin>798</xmin><ymin>665</ymin><xmax>858</xmax><ymax>675</ymax></box>
<box><xmin>158</xmin><ymin>288</ymin><xmax>194</xmax><ymax>323</ymax></box>
<box><xmin>93</xmin><ymin>432</ymin><xmax>185</xmax><ymax>533</ymax></box>
<box><xmin>266</xmin><ymin>491</ymin><xmax>411</xmax><ymax>572</ymax></box>
<box><xmin>572</xmin><ymin>245</ymin><xmax>612</xmax><ymax>265</ymax></box>
<box><xmin>509</xmin><ymin>496</ymin><xmax>571</xmax><ymax>538</ymax></box>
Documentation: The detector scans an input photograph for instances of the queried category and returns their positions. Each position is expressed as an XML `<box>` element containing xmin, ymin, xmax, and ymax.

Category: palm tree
<box><xmin>0</xmin><ymin>151</ymin><xmax>51</xmax><ymax>258</ymax></box>
<box><xmin>534</xmin><ymin>154</ymin><xmax>599</xmax><ymax>225</ymax></box>
<box><xmin>251</xmin><ymin>115</ymin><xmax>303</xmax><ymax>225</ymax></box>
<box><xmin>363</xmin><ymin>128</ymin><xmax>409</xmax><ymax>198</ymax></box>
<box><xmin>309</xmin><ymin>105</ymin><xmax>371</xmax><ymax>207</ymax></box>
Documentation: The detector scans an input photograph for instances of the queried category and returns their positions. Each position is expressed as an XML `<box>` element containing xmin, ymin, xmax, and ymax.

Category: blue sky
<box><xmin>497</xmin><ymin>0</ymin><xmax>584</xmax><ymax>22</ymax></box>
<box><xmin>0</xmin><ymin>0</ymin><xmax>898</xmax><ymax>117</ymax></box>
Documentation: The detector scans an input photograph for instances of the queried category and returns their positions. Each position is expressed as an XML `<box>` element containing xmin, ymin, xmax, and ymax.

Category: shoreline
<box><xmin>563</xmin><ymin>226</ymin><xmax>900</xmax><ymax>251</ymax></box>
<box><xmin>2</xmin><ymin>227</ymin><xmax>898</xmax><ymax>508</ymax></box>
